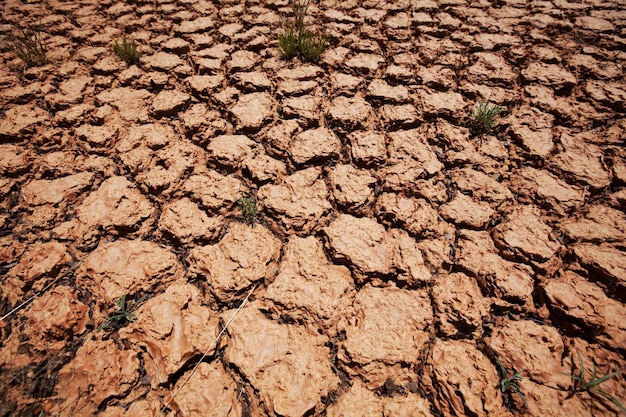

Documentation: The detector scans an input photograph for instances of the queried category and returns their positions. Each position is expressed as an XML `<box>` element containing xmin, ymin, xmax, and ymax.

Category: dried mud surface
<box><xmin>1</xmin><ymin>0</ymin><xmax>626</xmax><ymax>416</ymax></box>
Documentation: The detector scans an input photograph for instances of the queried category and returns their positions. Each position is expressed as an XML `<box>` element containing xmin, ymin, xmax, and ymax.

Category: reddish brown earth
<box><xmin>1</xmin><ymin>0</ymin><xmax>625</xmax><ymax>416</ymax></box>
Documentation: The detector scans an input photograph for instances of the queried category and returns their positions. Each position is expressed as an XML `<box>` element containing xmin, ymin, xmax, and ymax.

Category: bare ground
<box><xmin>1</xmin><ymin>0</ymin><xmax>625</xmax><ymax>416</ymax></box>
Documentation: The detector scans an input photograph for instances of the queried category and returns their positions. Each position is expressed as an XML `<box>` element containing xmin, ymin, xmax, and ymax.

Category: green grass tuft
<box><xmin>564</xmin><ymin>352</ymin><xmax>625</xmax><ymax>412</ymax></box>
<box><xmin>496</xmin><ymin>356</ymin><xmax>527</xmax><ymax>407</ymax></box>
<box><xmin>113</xmin><ymin>36</ymin><xmax>140</xmax><ymax>65</ymax></box>
<box><xmin>471</xmin><ymin>100</ymin><xmax>504</xmax><ymax>131</ymax></box>
<box><xmin>1</xmin><ymin>24</ymin><xmax>48</xmax><ymax>68</ymax></box>
<box><xmin>278</xmin><ymin>0</ymin><xmax>328</xmax><ymax>61</ymax></box>
<box><xmin>278</xmin><ymin>26</ymin><xmax>299</xmax><ymax>59</ymax></box>
<box><xmin>99</xmin><ymin>294</ymin><xmax>146</xmax><ymax>330</ymax></box>
<box><xmin>238</xmin><ymin>197</ymin><xmax>258</xmax><ymax>225</ymax></box>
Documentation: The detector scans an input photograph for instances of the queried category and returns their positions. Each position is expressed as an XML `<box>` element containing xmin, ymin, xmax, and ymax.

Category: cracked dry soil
<box><xmin>1</xmin><ymin>0</ymin><xmax>626</xmax><ymax>416</ymax></box>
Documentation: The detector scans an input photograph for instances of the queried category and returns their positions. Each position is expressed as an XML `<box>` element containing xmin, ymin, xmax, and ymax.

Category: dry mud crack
<box><xmin>1</xmin><ymin>0</ymin><xmax>626</xmax><ymax>416</ymax></box>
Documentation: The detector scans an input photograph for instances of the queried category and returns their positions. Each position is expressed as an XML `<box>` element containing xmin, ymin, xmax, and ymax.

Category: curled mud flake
<box><xmin>544</xmin><ymin>271</ymin><xmax>626</xmax><ymax>350</ymax></box>
<box><xmin>328</xmin><ymin>163</ymin><xmax>376</xmax><ymax>213</ymax></box>
<box><xmin>206</xmin><ymin>134</ymin><xmax>255</xmax><ymax>169</ymax></box>
<box><xmin>521</xmin><ymin>63</ymin><xmax>577</xmax><ymax>91</ymax></box>
<box><xmin>242</xmin><ymin>151</ymin><xmax>287</xmax><ymax>184</ymax></box>
<box><xmin>151</xmin><ymin>90</ymin><xmax>190</xmax><ymax>117</ymax></box>
<box><xmin>348</xmin><ymin>130</ymin><xmax>386</xmax><ymax>167</ymax></box>
<box><xmin>120</xmin><ymin>282</ymin><xmax>220</xmax><ymax>385</ymax></box>
<box><xmin>0</xmin><ymin>144</ymin><xmax>31</xmax><ymax>175</ymax></box>
<box><xmin>561</xmin><ymin>205</ymin><xmax>626</xmax><ymax>243</ymax></box>
<box><xmin>344</xmin><ymin>53</ymin><xmax>385</xmax><ymax>74</ymax></box>
<box><xmin>366</xmin><ymin>79</ymin><xmax>410</xmax><ymax>104</ymax></box>
<box><xmin>486</xmin><ymin>319</ymin><xmax>569</xmax><ymax>389</ymax></box>
<box><xmin>418</xmin><ymin>88</ymin><xmax>466</xmax><ymax>119</ymax></box>
<box><xmin>338</xmin><ymin>285</ymin><xmax>432</xmax><ymax>388</ymax></box>
<box><xmin>493</xmin><ymin>205</ymin><xmax>561</xmax><ymax>263</ymax></box>
<box><xmin>574</xmin><ymin>244</ymin><xmax>626</xmax><ymax>291</ymax></box>
<box><xmin>265</xmin><ymin>236</ymin><xmax>354</xmax><ymax>330</ymax></box>
<box><xmin>182</xmin><ymin>171</ymin><xmax>247</xmax><ymax>213</ymax></box>
<box><xmin>95</xmin><ymin>87</ymin><xmax>153</xmax><ymax>122</ymax></box>
<box><xmin>421</xmin><ymin>339</ymin><xmax>509</xmax><ymax>417</ymax></box>
<box><xmin>54</xmin><ymin>338</ymin><xmax>140</xmax><ymax>417</ymax></box>
<box><xmin>187</xmin><ymin>223</ymin><xmax>281</xmax><ymax>303</ymax></box>
<box><xmin>450</xmin><ymin>168</ymin><xmax>514</xmax><ymax>205</ymax></box>
<box><xmin>5</xmin><ymin>241</ymin><xmax>72</xmax><ymax>304</ymax></box>
<box><xmin>176</xmin><ymin>16</ymin><xmax>215</xmax><ymax>34</ymax></box>
<box><xmin>222</xmin><ymin>302</ymin><xmax>339</xmax><ymax>417</ymax></box>
<box><xmin>432</xmin><ymin>272</ymin><xmax>490</xmax><ymax>337</ymax></box>
<box><xmin>328</xmin><ymin>95</ymin><xmax>374</xmax><ymax>131</ymax></box>
<box><xmin>0</xmin><ymin>104</ymin><xmax>49</xmax><ymax>141</ymax></box>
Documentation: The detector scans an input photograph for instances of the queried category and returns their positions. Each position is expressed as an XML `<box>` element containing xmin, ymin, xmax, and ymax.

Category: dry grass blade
<box><xmin>161</xmin><ymin>284</ymin><xmax>258</xmax><ymax>413</ymax></box>
<box><xmin>1</xmin><ymin>24</ymin><xmax>48</xmax><ymax>68</ymax></box>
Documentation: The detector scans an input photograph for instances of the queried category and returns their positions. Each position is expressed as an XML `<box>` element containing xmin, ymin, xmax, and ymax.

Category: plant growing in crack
<box><xmin>564</xmin><ymin>352</ymin><xmax>625</xmax><ymax>412</ymax></box>
<box><xmin>113</xmin><ymin>36</ymin><xmax>140</xmax><ymax>65</ymax></box>
<box><xmin>471</xmin><ymin>100</ymin><xmax>504</xmax><ymax>132</ymax></box>
<box><xmin>238</xmin><ymin>197</ymin><xmax>258</xmax><ymax>225</ymax></box>
<box><xmin>1</xmin><ymin>24</ymin><xmax>48</xmax><ymax>68</ymax></box>
<box><xmin>278</xmin><ymin>0</ymin><xmax>329</xmax><ymax>62</ymax></box>
<box><xmin>99</xmin><ymin>294</ymin><xmax>146</xmax><ymax>330</ymax></box>
<box><xmin>496</xmin><ymin>355</ymin><xmax>527</xmax><ymax>407</ymax></box>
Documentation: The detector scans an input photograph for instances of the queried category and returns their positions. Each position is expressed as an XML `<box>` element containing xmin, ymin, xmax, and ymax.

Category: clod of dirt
<box><xmin>376</xmin><ymin>193</ymin><xmax>451</xmax><ymax>238</ymax></box>
<box><xmin>432</xmin><ymin>272</ymin><xmax>490</xmax><ymax>337</ymax></box>
<box><xmin>187</xmin><ymin>222</ymin><xmax>281</xmax><ymax>302</ymax></box>
<box><xmin>367</xmin><ymin>79</ymin><xmax>410</xmax><ymax>103</ymax></box>
<box><xmin>100</xmin><ymin>400</ymin><xmax>162</xmax><ymax>417</ymax></box>
<box><xmin>456</xmin><ymin>230</ymin><xmax>534</xmax><ymax>304</ymax></box>
<box><xmin>120</xmin><ymin>282</ymin><xmax>220</xmax><ymax>385</ymax></box>
<box><xmin>418</xmin><ymin>88</ymin><xmax>466</xmax><ymax>119</ymax></box>
<box><xmin>158</xmin><ymin>198</ymin><xmax>223</xmax><ymax>244</ymax></box>
<box><xmin>21</xmin><ymin>172</ymin><xmax>94</xmax><ymax>206</ymax></box>
<box><xmin>326</xmin><ymin>380</ymin><xmax>433</xmax><ymax>417</ymax></box>
<box><xmin>75</xmin><ymin>239</ymin><xmax>183</xmax><ymax>321</ymax></box>
<box><xmin>231</xmin><ymin>92</ymin><xmax>275</xmax><ymax>131</ymax></box>
<box><xmin>338</xmin><ymin>284</ymin><xmax>433</xmax><ymax>388</ymax></box>
<box><xmin>486</xmin><ymin>318</ymin><xmax>569</xmax><ymax>389</ymax></box>
<box><xmin>290</xmin><ymin>127</ymin><xmax>341</xmax><ymax>165</ymax></box>
<box><xmin>493</xmin><ymin>205</ymin><xmax>561</xmax><ymax>263</ymax></box>
<box><xmin>183</xmin><ymin>171</ymin><xmax>247</xmax><ymax>213</ymax></box>
<box><xmin>450</xmin><ymin>168</ymin><xmax>514</xmax><ymax>205</ymax></box>
<box><xmin>522</xmin><ymin>63</ymin><xmax>577</xmax><ymax>91</ymax></box>
<box><xmin>387</xmin><ymin>129</ymin><xmax>443</xmax><ymax>176</ymax></box>
<box><xmin>206</xmin><ymin>134</ymin><xmax>255</xmax><ymax>168</ymax></box>
<box><xmin>507</xmin><ymin>105</ymin><xmax>555</xmax><ymax>158</ymax></box>
<box><xmin>95</xmin><ymin>87</ymin><xmax>153</xmax><ymax>122</ymax></box>
<box><xmin>328</xmin><ymin>163</ymin><xmax>376</xmax><ymax>212</ymax></box>
<box><xmin>258</xmin><ymin>167</ymin><xmax>332</xmax><ymax>234</ymax></box>
<box><xmin>348</xmin><ymin>130</ymin><xmax>387</xmax><ymax>167</ymax></box>
<box><xmin>222</xmin><ymin>302</ymin><xmax>338</xmax><ymax>417</ymax></box>
<box><xmin>54</xmin><ymin>337</ymin><xmax>140</xmax><ymax>417</ymax></box>
<box><xmin>5</xmin><ymin>241</ymin><xmax>72</xmax><ymax>304</ymax></box>
<box><xmin>439</xmin><ymin>192</ymin><xmax>495</xmax><ymax>229</ymax></box>
<box><xmin>552</xmin><ymin>131</ymin><xmax>612</xmax><ymax>189</ymax></box>
<box><xmin>543</xmin><ymin>271</ymin><xmax>625</xmax><ymax>350</ymax></box>
<box><xmin>421</xmin><ymin>339</ymin><xmax>510</xmax><ymax>417</ymax></box>
<box><xmin>265</xmin><ymin>236</ymin><xmax>354</xmax><ymax>331</ymax></box>
<box><xmin>328</xmin><ymin>95</ymin><xmax>374</xmax><ymax>130</ymax></box>
<box><xmin>152</xmin><ymin>90</ymin><xmax>191</xmax><ymax>117</ymax></box>
<box><xmin>167</xmin><ymin>361</ymin><xmax>241</xmax><ymax>417</ymax></box>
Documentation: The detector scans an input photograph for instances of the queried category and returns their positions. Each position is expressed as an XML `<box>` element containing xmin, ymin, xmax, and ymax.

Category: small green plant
<box><xmin>298</xmin><ymin>30</ymin><xmax>330</xmax><ymax>61</ymax></box>
<box><xmin>113</xmin><ymin>36</ymin><xmax>140</xmax><ymax>65</ymax></box>
<box><xmin>278</xmin><ymin>26</ymin><xmax>299</xmax><ymax>59</ymax></box>
<box><xmin>471</xmin><ymin>100</ymin><xmax>504</xmax><ymax>131</ymax></box>
<box><xmin>1</xmin><ymin>24</ymin><xmax>48</xmax><ymax>68</ymax></box>
<box><xmin>564</xmin><ymin>353</ymin><xmax>625</xmax><ymax>412</ymax></box>
<box><xmin>98</xmin><ymin>294</ymin><xmax>146</xmax><ymax>330</ymax></box>
<box><xmin>278</xmin><ymin>0</ymin><xmax>329</xmax><ymax>61</ymax></box>
<box><xmin>496</xmin><ymin>356</ymin><xmax>527</xmax><ymax>406</ymax></box>
<box><xmin>238</xmin><ymin>197</ymin><xmax>258</xmax><ymax>225</ymax></box>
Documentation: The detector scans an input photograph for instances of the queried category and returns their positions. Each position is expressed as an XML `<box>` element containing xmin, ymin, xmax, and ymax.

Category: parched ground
<box><xmin>1</xmin><ymin>0</ymin><xmax>625</xmax><ymax>416</ymax></box>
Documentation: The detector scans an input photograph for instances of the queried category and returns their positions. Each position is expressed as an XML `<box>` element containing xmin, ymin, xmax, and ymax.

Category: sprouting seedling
<box><xmin>98</xmin><ymin>294</ymin><xmax>146</xmax><ymax>330</ymax></box>
<box><xmin>564</xmin><ymin>352</ymin><xmax>625</xmax><ymax>412</ymax></box>
<box><xmin>238</xmin><ymin>197</ymin><xmax>258</xmax><ymax>225</ymax></box>
<box><xmin>1</xmin><ymin>24</ymin><xmax>48</xmax><ymax>68</ymax></box>
<box><xmin>496</xmin><ymin>355</ymin><xmax>527</xmax><ymax>406</ymax></box>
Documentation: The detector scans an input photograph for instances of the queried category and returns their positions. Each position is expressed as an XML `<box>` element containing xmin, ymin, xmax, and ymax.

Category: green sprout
<box><xmin>277</xmin><ymin>0</ymin><xmax>328</xmax><ymax>61</ymax></box>
<box><xmin>278</xmin><ymin>26</ymin><xmax>299</xmax><ymax>58</ymax></box>
<box><xmin>496</xmin><ymin>356</ymin><xmax>527</xmax><ymax>406</ymax></box>
<box><xmin>471</xmin><ymin>100</ymin><xmax>504</xmax><ymax>131</ymax></box>
<box><xmin>238</xmin><ymin>197</ymin><xmax>258</xmax><ymax>225</ymax></box>
<box><xmin>98</xmin><ymin>294</ymin><xmax>146</xmax><ymax>330</ymax></box>
<box><xmin>564</xmin><ymin>353</ymin><xmax>625</xmax><ymax>412</ymax></box>
<box><xmin>1</xmin><ymin>24</ymin><xmax>48</xmax><ymax>68</ymax></box>
<box><xmin>112</xmin><ymin>36</ymin><xmax>140</xmax><ymax>65</ymax></box>
<box><xmin>298</xmin><ymin>30</ymin><xmax>329</xmax><ymax>62</ymax></box>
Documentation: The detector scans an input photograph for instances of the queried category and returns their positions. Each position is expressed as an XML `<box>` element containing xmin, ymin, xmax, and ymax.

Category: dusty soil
<box><xmin>1</xmin><ymin>0</ymin><xmax>625</xmax><ymax>416</ymax></box>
